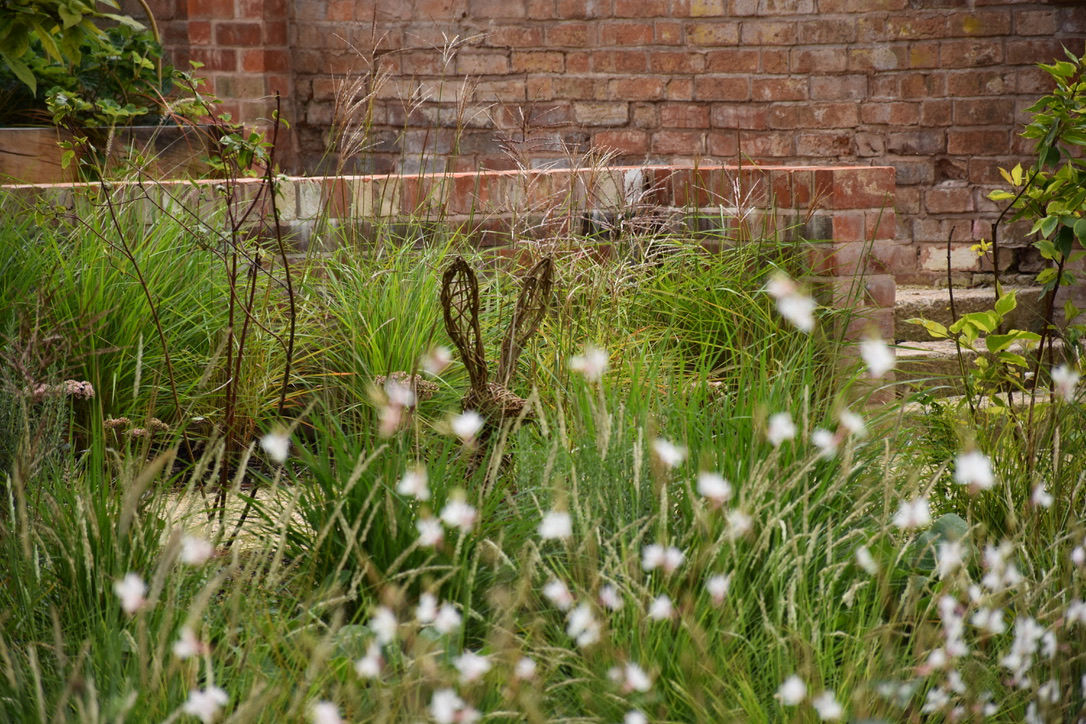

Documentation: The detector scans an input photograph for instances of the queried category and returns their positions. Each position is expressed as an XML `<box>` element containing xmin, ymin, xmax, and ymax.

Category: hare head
<box><xmin>440</xmin><ymin>255</ymin><xmax>554</xmax><ymax>432</ymax></box>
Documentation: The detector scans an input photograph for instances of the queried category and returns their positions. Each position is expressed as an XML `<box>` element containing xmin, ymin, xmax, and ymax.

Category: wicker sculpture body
<box><xmin>441</xmin><ymin>256</ymin><xmax>554</xmax><ymax>439</ymax></box>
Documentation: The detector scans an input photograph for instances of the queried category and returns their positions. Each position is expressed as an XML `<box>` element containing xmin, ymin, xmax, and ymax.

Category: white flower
<box><xmin>768</xmin><ymin>274</ymin><xmax>817</xmax><ymax>333</ymax></box>
<box><xmin>433</xmin><ymin>603</ymin><xmax>462</xmax><ymax>634</ymax></box>
<box><xmin>260</xmin><ymin>432</ymin><xmax>290</xmax><ymax>464</ymax></box>
<box><xmin>417</xmin><ymin>593</ymin><xmax>438</xmax><ymax>624</ymax></box>
<box><xmin>599</xmin><ymin>584</ymin><xmax>624</xmax><ymax>611</ymax></box>
<box><xmin>396</xmin><ymin>466</ymin><xmax>429</xmax><ymax>500</ymax></box>
<box><xmin>776</xmin><ymin>675</ymin><xmax>807</xmax><ymax>706</ymax></box>
<box><xmin>309</xmin><ymin>701</ymin><xmax>342</xmax><ymax>724</ymax></box>
<box><xmin>570</xmin><ymin>345</ymin><xmax>610</xmax><ymax>382</ymax></box>
<box><xmin>422</xmin><ymin>346</ymin><xmax>452</xmax><ymax>376</ymax></box>
<box><xmin>451</xmin><ymin>410</ymin><xmax>485</xmax><ymax>441</ymax></box>
<box><xmin>838</xmin><ymin>409</ymin><xmax>866</xmax><ymax>437</ymax></box>
<box><xmin>113</xmin><ymin>572</ymin><xmax>147</xmax><ymax>615</ymax></box>
<box><xmin>1066</xmin><ymin>599</ymin><xmax>1086</xmax><ymax>625</ymax></box>
<box><xmin>778</xmin><ymin>293</ymin><xmax>817</xmax><ymax>333</ymax></box>
<box><xmin>183</xmin><ymin>686</ymin><xmax>229</xmax><ymax>723</ymax></box>
<box><xmin>440</xmin><ymin>499</ymin><xmax>477</xmax><ymax>532</ymax></box>
<box><xmin>811</xmin><ymin>428</ymin><xmax>837</xmax><ymax>458</ymax></box>
<box><xmin>624</xmin><ymin>711</ymin><xmax>648</xmax><ymax>724</ymax></box>
<box><xmin>971</xmin><ymin>607</ymin><xmax>1006</xmax><ymax>635</ymax></box>
<box><xmin>652</xmin><ymin>437</ymin><xmax>686</xmax><ymax>468</ymax></box>
<box><xmin>429</xmin><ymin>688</ymin><xmax>466</xmax><ymax>724</ymax></box>
<box><xmin>454</xmin><ymin>650</ymin><xmax>492</xmax><ymax>683</ymax></box>
<box><xmin>1051</xmin><ymin>364</ymin><xmax>1080</xmax><ymax>402</ymax></box>
<box><xmin>696</xmin><ymin>471</ymin><xmax>732</xmax><ymax>504</ymax></box>
<box><xmin>623</xmin><ymin>662</ymin><xmax>653</xmax><ymax>693</ymax></box>
<box><xmin>954</xmin><ymin>450</ymin><xmax>994</xmax><ymax>492</ymax></box>
<box><xmin>856</xmin><ymin>545</ymin><xmax>879</xmax><ymax>576</ymax></box>
<box><xmin>706</xmin><ymin>573</ymin><xmax>732</xmax><ymax>604</ymax></box>
<box><xmin>892</xmin><ymin>497</ymin><xmax>930</xmax><ymax>530</ymax></box>
<box><xmin>641</xmin><ymin>544</ymin><xmax>684</xmax><ymax>574</ymax></box>
<box><xmin>180</xmin><ymin>534</ymin><xmax>214</xmax><ymax>566</ymax></box>
<box><xmin>812</xmin><ymin>690</ymin><xmax>844</xmax><ymax>720</ymax></box>
<box><xmin>1031</xmin><ymin>483</ymin><xmax>1053</xmax><ymax>508</ymax></box>
<box><xmin>1073</xmin><ymin>546</ymin><xmax>1086</xmax><ymax>567</ymax></box>
<box><xmin>369</xmin><ymin>606</ymin><xmax>397</xmax><ymax>645</ymax></box>
<box><xmin>566</xmin><ymin>603</ymin><xmax>600</xmax><ymax>647</ymax></box>
<box><xmin>515</xmin><ymin>656</ymin><xmax>537</xmax><ymax>680</ymax></box>
<box><xmin>937</xmin><ymin>540</ymin><xmax>964</xmax><ymax>579</ymax></box>
<box><xmin>542</xmin><ymin>579</ymin><xmax>574</xmax><ymax>610</ymax></box>
<box><xmin>726</xmin><ymin>508</ymin><xmax>753</xmax><ymax>539</ymax></box>
<box><xmin>767</xmin><ymin>412</ymin><xmax>796</xmax><ymax>447</ymax></box>
<box><xmin>172</xmin><ymin>626</ymin><xmax>203</xmax><ymax>660</ymax></box>
<box><xmin>648</xmin><ymin>594</ymin><xmax>674</xmax><ymax>620</ymax></box>
<box><xmin>861</xmin><ymin>337</ymin><xmax>895</xmax><ymax>378</ymax></box>
<box><xmin>416</xmin><ymin>517</ymin><xmax>444</xmax><ymax>547</ymax></box>
<box><xmin>354</xmin><ymin>641</ymin><xmax>382</xmax><ymax>679</ymax></box>
<box><xmin>538</xmin><ymin>510</ymin><xmax>572</xmax><ymax>540</ymax></box>
<box><xmin>384</xmin><ymin>378</ymin><xmax>415</xmax><ymax>408</ymax></box>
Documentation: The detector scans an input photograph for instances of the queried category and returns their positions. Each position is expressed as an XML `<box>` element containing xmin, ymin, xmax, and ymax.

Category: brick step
<box><xmin>894</xmin><ymin>285</ymin><xmax>1048</xmax><ymax>343</ymax></box>
<box><xmin>893</xmin><ymin>337</ymin><xmax>1063</xmax><ymax>396</ymax></box>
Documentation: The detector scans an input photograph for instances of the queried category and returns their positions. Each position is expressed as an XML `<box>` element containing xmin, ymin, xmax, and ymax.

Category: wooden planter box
<box><xmin>0</xmin><ymin>126</ymin><xmax>211</xmax><ymax>183</ymax></box>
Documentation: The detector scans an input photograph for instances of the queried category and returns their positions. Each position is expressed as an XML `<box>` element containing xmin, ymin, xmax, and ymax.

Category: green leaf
<box><xmin>986</xmin><ymin>333</ymin><xmax>1018</xmax><ymax>354</ymax></box>
<box><xmin>994</xmin><ymin>290</ymin><xmax>1017</xmax><ymax>317</ymax></box>
<box><xmin>996</xmin><ymin>351</ymin><xmax>1029</xmax><ymax>368</ymax></box>
<box><xmin>1011</xmin><ymin>162</ymin><xmax>1024</xmax><ymax>186</ymax></box>
<box><xmin>1039</xmin><ymin>215</ymin><xmax>1060</xmax><ymax>238</ymax></box>
<box><xmin>906</xmin><ymin>318</ymin><xmax>949</xmax><ymax>339</ymax></box>
<box><xmin>988</xmin><ymin>189</ymin><xmax>1015</xmax><ymax>201</ymax></box>
<box><xmin>1037</xmin><ymin>267</ymin><xmax>1059</xmax><ymax>286</ymax></box>
<box><xmin>58</xmin><ymin>4</ymin><xmax>82</xmax><ymax>29</ymax></box>
<box><xmin>956</xmin><ymin>310</ymin><xmax>1000</xmax><ymax>334</ymax></box>
<box><xmin>1065</xmin><ymin>300</ymin><xmax>1081</xmax><ymax>323</ymax></box>
<box><xmin>0</xmin><ymin>51</ymin><xmax>36</xmax><ymax>93</ymax></box>
<box><xmin>1074</xmin><ymin>218</ymin><xmax>1086</xmax><ymax>242</ymax></box>
<box><xmin>1035</xmin><ymin>239</ymin><xmax>1059</xmax><ymax>261</ymax></box>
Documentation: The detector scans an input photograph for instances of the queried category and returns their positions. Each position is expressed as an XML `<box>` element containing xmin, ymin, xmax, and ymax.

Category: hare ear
<box><xmin>441</xmin><ymin>257</ymin><xmax>489</xmax><ymax>391</ymax></box>
<box><xmin>496</xmin><ymin>256</ymin><xmax>554</xmax><ymax>386</ymax></box>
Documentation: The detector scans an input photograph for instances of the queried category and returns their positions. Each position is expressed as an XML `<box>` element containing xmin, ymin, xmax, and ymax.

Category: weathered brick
<box><xmin>573</xmin><ymin>102</ymin><xmax>629</xmax><ymax>126</ymax></box>
<box><xmin>751</xmin><ymin>77</ymin><xmax>806</xmax><ymax>101</ymax></box>
<box><xmin>600</xmin><ymin>22</ymin><xmax>654</xmax><ymax>45</ymax></box>
<box><xmin>706</xmin><ymin>49</ymin><xmax>761</xmax><ymax>73</ymax></box>
<box><xmin>546</xmin><ymin>23</ymin><xmax>595</xmax><ymax>46</ymax></box>
<box><xmin>694</xmin><ymin>76</ymin><xmax>751</xmax><ymax>101</ymax></box>
<box><xmin>740</xmin><ymin>20</ymin><xmax>796</xmax><ymax>45</ymax></box>
<box><xmin>511</xmin><ymin>51</ymin><xmax>564</xmax><ymax>73</ymax></box>
<box><xmin>660</xmin><ymin>104</ymin><xmax>710</xmax><ymax>128</ymax></box>
<box><xmin>926</xmin><ymin>183</ymin><xmax>974</xmax><ymax>214</ymax></box>
<box><xmin>653</xmin><ymin>130</ymin><xmax>705</xmax><ymax>155</ymax></box>
<box><xmin>946</xmin><ymin>129</ymin><xmax>1007</xmax><ymax>155</ymax></box>
<box><xmin>687</xmin><ymin>22</ymin><xmax>741</xmax><ymax>46</ymax></box>
<box><xmin>591</xmin><ymin>50</ymin><xmax>648</xmax><ymax>73</ymax></box>
<box><xmin>593</xmin><ymin>129</ymin><xmax>650</xmax><ymax>155</ymax></box>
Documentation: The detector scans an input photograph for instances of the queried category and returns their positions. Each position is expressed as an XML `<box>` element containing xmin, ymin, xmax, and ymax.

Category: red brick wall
<box><xmin>150</xmin><ymin>1</ymin><xmax>1086</xmax><ymax>283</ymax></box>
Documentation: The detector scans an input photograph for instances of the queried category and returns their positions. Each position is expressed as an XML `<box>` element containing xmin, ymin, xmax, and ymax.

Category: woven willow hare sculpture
<box><xmin>440</xmin><ymin>256</ymin><xmax>554</xmax><ymax>442</ymax></box>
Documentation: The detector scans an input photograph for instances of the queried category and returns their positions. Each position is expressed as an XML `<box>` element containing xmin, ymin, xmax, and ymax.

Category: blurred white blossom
<box><xmin>861</xmin><ymin>337</ymin><xmax>895</xmax><ymax>378</ymax></box>
<box><xmin>696</xmin><ymin>471</ymin><xmax>732</xmax><ymax>505</ymax></box>
<box><xmin>706</xmin><ymin>573</ymin><xmax>732</xmax><ymax>605</ymax></box>
<box><xmin>451</xmin><ymin>411</ymin><xmax>485</xmax><ymax>441</ymax></box>
<box><xmin>767</xmin><ymin>412</ymin><xmax>796</xmax><ymax>447</ymax></box>
<box><xmin>652</xmin><ymin>437</ymin><xmax>686</xmax><ymax>468</ymax></box>
<box><xmin>892</xmin><ymin>497</ymin><xmax>930</xmax><ymax>530</ymax></box>
<box><xmin>440</xmin><ymin>499</ymin><xmax>477</xmax><ymax>532</ymax></box>
<box><xmin>354</xmin><ymin>641</ymin><xmax>382</xmax><ymax>679</ymax></box>
<box><xmin>648</xmin><ymin>594</ymin><xmax>674</xmax><ymax>621</ymax></box>
<box><xmin>260</xmin><ymin>432</ymin><xmax>290</xmax><ymax>464</ymax></box>
<box><xmin>776</xmin><ymin>675</ymin><xmax>807</xmax><ymax>706</ymax></box>
<box><xmin>954</xmin><ymin>450</ymin><xmax>994</xmax><ymax>492</ymax></box>
<box><xmin>113</xmin><ymin>572</ymin><xmax>147</xmax><ymax>615</ymax></box>
<box><xmin>812</xmin><ymin>690</ymin><xmax>844</xmax><ymax>720</ymax></box>
<box><xmin>397</xmin><ymin>466</ymin><xmax>429</xmax><ymax>500</ymax></box>
<box><xmin>538</xmin><ymin>510</ymin><xmax>572</xmax><ymax>540</ymax></box>
<box><xmin>180</xmin><ymin>534</ymin><xmax>214</xmax><ymax>566</ymax></box>
<box><xmin>543</xmin><ymin>579</ymin><xmax>574</xmax><ymax>610</ymax></box>
<box><xmin>642</xmin><ymin>544</ymin><xmax>684</xmax><ymax>574</ymax></box>
<box><xmin>309</xmin><ymin>701</ymin><xmax>342</xmax><ymax>724</ymax></box>
<box><xmin>454</xmin><ymin>650</ymin><xmax>491</xmax><ymax>683</ymax></box>
<box><xmin>1051</xmin><ymin>363</ymin><xmax>1080</xmax><ymax>402</ymax></box>
<box><xmin>570</xmin><ymin>345</ymin><xmax>609</xmax><ymax>382</ymax></box>
<box><xmin>183</xmin><ymin>686</ymin><xmax>229</xmax><ymax>724</ymax></box>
